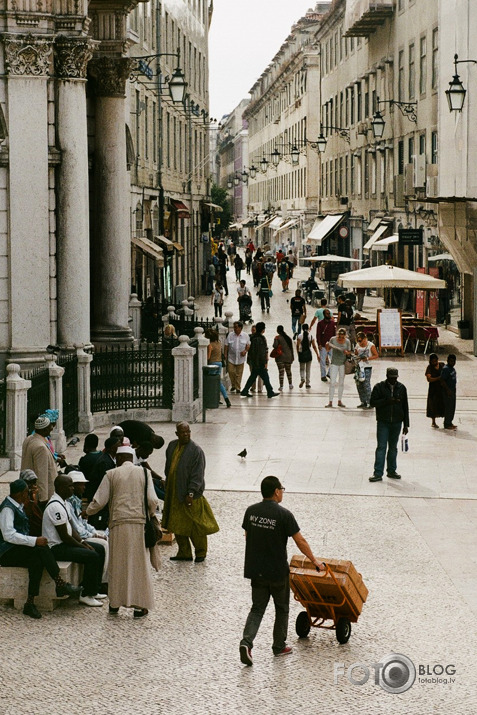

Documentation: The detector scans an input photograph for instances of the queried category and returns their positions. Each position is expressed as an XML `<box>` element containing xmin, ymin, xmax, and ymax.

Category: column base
<box><xmin>6</xmin><ymin>348</ymin><xmax>49</xmax><ymax>370</ymax></box>
<box><xmin>90</xmin><ymin>325</ymin><xmax>134</xmax><ymax>348</ymax></box>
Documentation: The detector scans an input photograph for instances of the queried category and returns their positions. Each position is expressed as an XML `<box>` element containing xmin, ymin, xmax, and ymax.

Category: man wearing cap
<box><xmin>43</xmin><ymin>475</ymin><xmax>106</xmax><ymax>607</ymax></box>
<box><xmin>0</xmin><ymin>479</ymin><xmax>81</xmax><ymax>618</ymax></box>
<box><xmin>67</xmin><ymin>471</ymin><xmax>109</xmax><ymax>584</ymax></box>
<box><xmin>87</xmin><ymin>446</ymin><xmax>159</xmax><ymax>618</ymax></box>
<box><xmin>369</xmin><ymin>367</ymin><xmax>409</xmax><ymax>482</ymax></box>
<box><xmin>21</xmin><ymin>470</ymin><xmax>43</xmax><ymax>537</ymax></box>
<box><xmin>21</xmin><ymin>416</ymin><xmax>57</xmax><ymax>508</ymax></box>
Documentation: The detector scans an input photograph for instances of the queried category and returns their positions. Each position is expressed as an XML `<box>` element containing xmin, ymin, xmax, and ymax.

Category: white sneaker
<box><xmin>79</xmin><ymin>595</ymin><xmax>103</xmax><ymax>607</ymax></box>
<box><xmin>94</xmin><ymin>593</ymin><xmax>108</xmax><ymax>600</ymax></box>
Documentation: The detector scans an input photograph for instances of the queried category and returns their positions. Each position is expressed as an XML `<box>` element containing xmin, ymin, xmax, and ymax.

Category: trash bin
<box><xmin>202</xmin><ymin>365</ymin><xmax>221</xmax><ymax>409</ymax></box>
<box><xmin>457</xmin><ymin>320</ymin><xmax>471</xmax><ymax>339</ymax></box>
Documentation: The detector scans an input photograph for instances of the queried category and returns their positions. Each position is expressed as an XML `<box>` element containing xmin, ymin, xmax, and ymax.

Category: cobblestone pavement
<box><xmin>1</xmin><ymin>262</ymin><xmax>477</xmax><ymax>713</ymax></box>
<box><xmin>1</xmin><ymin>491</ymin><xmax>476</xmax><ymax>715</ymax></box>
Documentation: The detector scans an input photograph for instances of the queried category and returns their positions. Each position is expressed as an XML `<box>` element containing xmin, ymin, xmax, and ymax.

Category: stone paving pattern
<box><xmin>1</xmin><ymin>264</ymin><xmax>477</xmax><ymax>714</ymax></box>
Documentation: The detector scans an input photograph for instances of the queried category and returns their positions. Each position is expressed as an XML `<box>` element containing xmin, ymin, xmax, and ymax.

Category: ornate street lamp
<box><xmin>371</xmin><ymin>110</ymin><xmax>386</xmax><ymax>139</ymax></box>
<box><xmin>249</xmin><ymin>165</ymin><xmax>257</xmax><ymax>179</ymax></box>
<box><xmin>233</xmin><ymin>174</ymin><xmax>240</xmax><ymax>187</ymax></box>
<box><xmin>290</xmin><ymin>145</ymin><xmax>300</xmax><ymax>165</ymax></box>
<box><xmin>445</xmin><ymin>55</ymin><xmax>477</xmax><ymax>112</ymax></box>
<box><xmin>317</xmin><ymin>131</ymin><xmax>328</xmax><ymax>154</ymax></box>
<box><xmin>260</xmin><ymin>156</ymin><xmax>269</xmax><ymax>173</ymax></box>
<box><xmin>271</xmin><ymin>148</ymin><xmax>281</xmax><ymax>167</ymax></box>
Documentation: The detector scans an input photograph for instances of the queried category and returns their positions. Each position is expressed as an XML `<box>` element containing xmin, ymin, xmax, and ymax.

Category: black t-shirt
<box><xmin>242</xmin><ymin>500</ymin><xmax>300</xmax><ymax>580</ymax></box>
<box><xmin>290</xmin><ymin>296</ymin><xmax>306</xmax><ymax>316</ymax></box>
<box><xmin>338</xmin><ymin>303</ymin><xmax>353</xmax><ymax>325</ymax></box>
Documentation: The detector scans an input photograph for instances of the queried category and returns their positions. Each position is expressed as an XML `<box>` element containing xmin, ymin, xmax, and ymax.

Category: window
<box><xmin>345</xmin><ymin>88</ymin><xmax>349</xmax><ymax>126</ymax></box>
<box><xmin>350</xmin><ymin>86</ymin><xmax>355</xmax><ymax>125</ymax></box>
<box><xmin>152</xmin><ymin>102</ymin><xmax>157</xmax><ymax>162</ymax></box>
<box><xmin>398</xmin><ymin>0</ymin><xmax>404</xmax><ymax>10</ymax></box>
<box><xmin>135</xmin><ymin>90</ymin><xmax>140</xmax><ymax>161</ymax></box>
<box><xmin>398</xmin><ymin>140</ymin><xmax>404</xmax><ymax>174</ymax></box>
<box><xmin>432</xmin><ymin>28</ymin><xmax>438</xmax><ymax>89</ymax></box>
<box><xmin>419</xmin><ymin>133</ymin><xmax>426</xmax><ymax>156</ymax></box>
<box><xmin>364</xmin><ymin>153</ymin><xmax>369</xmax><ymax>197</ymax></box>
<box><xmin>144</xmin><ymin>97</ymin><xmax>149</xmax><ymax>160</ymax></box>
<box><xmin>409</xmin><ymin>43</ymin><xmax>415</xmax><ymax>100</ymax></box>
<box><xmin>431</xmin><ymin>131</ymin><xmax>438</xmax><ymax>164</ymax></box>
<box><xmin>339</xmin><ymin>91</ymin><xmax>343</xmax><ymax>127</ymax></box>
<box><xmin>398</xmin><ymin>50</ymin><xmax>404</xmax><ymax>102</ymax></box>
<box><xmin>364</xmin><ymin>89</ymin><xmax>369</xmax><ymax>118</ymax></box>
<box><xmin>345</xmin><ymin>154</ymin><xmax>349</xmax><ymax>195</ymax></box>
<box><xmin>350</xmin><ymin>154</ymin><xmax>355</xmax><ymax>195</ymax></box>
<box><xmin>419</xmin><ymin>36</ymin><xmax>427</xmax><ymax>95</ymax></box>
<box><xmin>371</xmin><ymin>153</ymin><xmax>377</xmax><ymax>195</ymax></box>
<box><xmin>380</xmin><ymin>152</ymin><xmax>386</xmax><ymax>194</ymax></box>
<box><xmin>357</xmin><ymin>83</ymin><xmax>362</xmax><ymax>122</ymax></box>
<box><xmin>408</xmin><ymin>136</ymin><xmax>414</xmax><ymax>162</ymax></box>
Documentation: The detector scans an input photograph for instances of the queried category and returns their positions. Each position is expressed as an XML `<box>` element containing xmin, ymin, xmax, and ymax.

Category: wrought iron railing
<box><xmin>168</xmin><ymin>316</ymin><xmax>216</xmax><ymax>338</ymax></box>
<box><xmin>0</xmin><ymin>379</ymin><xmax>6</xmax><ymax>455</ymax></box>
<box><xmin>25</xmin><ymin>366</ymin><xmax>50</xmax><ymax>434</ymax></box>
<box><xmin>57</xmin><ymin>353</ymin><xmax>79</xmax><ymax>438</ymax></box>
<box><xmin>91</xmin><ymin>342</ymin><xmax>174</xmax><ymax>413</ymax></box>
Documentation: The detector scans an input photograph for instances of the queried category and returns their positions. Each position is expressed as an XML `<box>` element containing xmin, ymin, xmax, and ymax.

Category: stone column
<box><xmin>129</xmin><ymin>294</ymin><xmax>142</xmax><ymax>340</ymax></box>
<box><xmin>194</xmin><ymin>327</ymin><xmax>209</xmax><ymax>402</ymax></box>
<box><xmin>3</xmin><ymin>34</ymin><xmax>53</xmax><ymax>365</ymax></box>
<box><xmin>6</xmin><ymin>364</ymin><xmax>31</xmax><ymax>470</ymax></box>
<box><xmin>89</xmin><ymin>56</ymin><xmax>133</xmax><ymax>346</ymax></box>
<box><xmin>76</xmin><ymin>346</ymin><xmax>94</xmax><ymax>433</ymax></box>
<box><xmin>172</xmin><ymin>335</ymin><xmax>196</xmax><ymax>422</ymax></box>
<box><xmin>46</xmin><ymin>355</ymin><xmax>66</xmax><ymax>454</ymax></box>
<box><xmin>54</xmin><ymin>37</ymin><xmax>95</xmax><ymax>349</ymax></box>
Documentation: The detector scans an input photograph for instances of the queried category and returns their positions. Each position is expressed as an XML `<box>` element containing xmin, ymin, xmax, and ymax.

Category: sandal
<box><xmin>133</xmin><ymin>608</ymin><xmax>149</xmax><ymax>619</ymax></box>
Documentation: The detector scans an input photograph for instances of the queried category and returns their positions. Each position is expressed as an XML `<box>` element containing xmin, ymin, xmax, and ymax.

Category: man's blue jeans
<box><xmin>241</xmin><ymin>577</ymin><xmax>290</xmax><ymax>654</ymax></box>
<box><xmin>291</xmin><ymin>315</ymin><xmax>302</xmax><ymax>336</ymax></box>
<box><xmin>373</xmin><ymin>421</ymin><xmax>402</xmax><ymax>477</ymax></box>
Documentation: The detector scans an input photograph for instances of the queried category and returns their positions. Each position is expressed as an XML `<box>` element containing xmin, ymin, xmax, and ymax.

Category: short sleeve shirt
<box><xmin>42</xmin><ymin>493</ymin><xmax>72</xmax><ymax>547</ymax></box>
<box><xmin>242</xmin><ymin>500</ymin><xmax>299</xmax><ymax>581</ymax></box>
<box><xmin>290</xmin><ymin>296</ymin><xmax>306</xmax><ymax>316</ymax></box>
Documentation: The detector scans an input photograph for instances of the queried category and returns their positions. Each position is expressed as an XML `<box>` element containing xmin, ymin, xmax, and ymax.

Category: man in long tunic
<box><xmin>86</xmin><ymin>446</ymin><xmax>159</xmax><ymax>618</ymax></box>
<box><xmin>163</xmin><ymin>422</ymin><xmax>219</xmax><ymax>563</ymax></box>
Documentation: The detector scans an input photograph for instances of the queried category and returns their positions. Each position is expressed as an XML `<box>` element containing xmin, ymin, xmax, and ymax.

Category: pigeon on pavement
<box><xmin>238</xmin><ymin>448</ymin><xmax>247</xmax><ymax>459</ymax></box>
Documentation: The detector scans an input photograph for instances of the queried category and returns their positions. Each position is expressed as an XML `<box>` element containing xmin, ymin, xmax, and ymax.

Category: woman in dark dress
<box><xmin>425</xmin><ymin>353</ymin><xmax>445</xmax><ymax>428</ymax></box>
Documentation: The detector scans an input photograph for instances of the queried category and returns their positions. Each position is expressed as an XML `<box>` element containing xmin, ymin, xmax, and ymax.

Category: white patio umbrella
<box><xmin>337</xmin><ymin>263</ymin><xmax>446</xmax><ymax>289</ymax></box>
<box><xmin>306</xmin><ymin>254</ymin><xmax>362</xmax><ymax>262</ymax></box>
<box><xmin>427</xmin><ymin>253</ymin><xmax>454</xmax><ymax>262</ymax></box>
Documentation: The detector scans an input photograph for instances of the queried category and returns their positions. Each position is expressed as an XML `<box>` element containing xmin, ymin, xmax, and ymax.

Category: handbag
<box><xmin>269</xmin><ymin>289</ymin><xmax>273</xmax><ymax>297</ymax></box>
<box><xmin>143</xmin><ymin>466</ymin><xmax>162</xmax><ymax>548</ymax></box>
<box><xmin>270</xmin><ymin>338</ymin><xmax>283</xmax><ymax>359</ymax></box>
<box><xmin>344</xmin><ymin>357</ymin><xmax>356</xmax><ymax>375</ymax></box>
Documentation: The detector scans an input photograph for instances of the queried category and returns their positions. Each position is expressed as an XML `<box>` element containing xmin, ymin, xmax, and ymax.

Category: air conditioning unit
<box><xmin>394</xmin><ymin>175</ymin><xmax>405</xmax><ymax>207</ymax></box>
<box><xmin>413</xmin><ymin>155</ymin><xmax>426</xmax><ymax>187</ymax></box>
<box><xmin>404</xmin><ymin>164</ymin><xmax>414</xmax><ymax>196</ymax></box>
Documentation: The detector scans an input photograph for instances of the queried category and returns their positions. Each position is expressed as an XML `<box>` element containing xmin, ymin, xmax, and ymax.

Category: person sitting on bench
<box><xmin>0</xmin><ymin>478</ymin><xmax>81</xmax><ymax>619</ymax></box>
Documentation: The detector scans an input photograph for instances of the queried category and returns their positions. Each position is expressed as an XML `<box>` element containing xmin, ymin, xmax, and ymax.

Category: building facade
<box><xmin>216</xmin><ymin>99</ymin><xmax>249</xmax><ymax>235</ymax></box>
<box><xmin>0</xmin><ymin>0</ymin><xmax>213</xmax><ymax>374</ymax></box>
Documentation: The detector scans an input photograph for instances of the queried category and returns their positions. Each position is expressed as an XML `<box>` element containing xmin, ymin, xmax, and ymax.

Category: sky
<box><xmin>208</xmin><ymin>0</ymin><xmax>318</xmax><ymax>122</ymax></box>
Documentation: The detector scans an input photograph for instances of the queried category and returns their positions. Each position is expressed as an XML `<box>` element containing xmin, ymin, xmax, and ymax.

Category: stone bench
<box><xmin>0</xmin><ymin>561</ymin><xmax>83</xmax><ymax>611</ymax></box>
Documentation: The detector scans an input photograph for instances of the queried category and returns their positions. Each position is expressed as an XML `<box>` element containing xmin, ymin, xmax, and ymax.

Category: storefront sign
<box><xmin>399</xmin><ymin>228</ymin><xmax>423</xmax><ymax>246</ymax></box>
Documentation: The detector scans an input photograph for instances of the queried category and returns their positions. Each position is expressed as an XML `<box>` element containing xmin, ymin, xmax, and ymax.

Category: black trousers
<box><xmin>0</xmin><ymin>545</ymin><xmax>60</xmax><ymax>597</ymax></box>
<box><xmin>51</xmin><ymin>542</ymin><xmax>105</xmax><ymax>597</ymax></box>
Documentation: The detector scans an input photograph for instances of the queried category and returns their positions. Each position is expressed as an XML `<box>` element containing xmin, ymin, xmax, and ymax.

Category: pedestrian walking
<box><xmin>309</xmin><ymin>298</ymin><xmax>328</xmax><ymax>327</ymax></box>
<box><xmin>440</xmin><ymin>354</ymin><xmax>457</xmax><ymax>430</ymax></box>
<box><xmin>234</xmin><ymin>253</ymin><xmax>244</xmax><ymax>281</ymax></box>
<box><xmin>296</xmin><ymin>324</ymin><xmax>319</xmax><ymax>389</ymax></box>
<box><xmin>206</xmin><ymin>329</ymin><xmax>231</xmax><ymax>408</ymax></box>
<box><xmin>247</xmin><ymin>325</ymin><xmax>263</xmax><ymax>393</ymax></box>
<box><xmin>86</xmin><ymin>446</ymin><xmax>160</xmax><ymax>618</ymax></box>
<box><xmin>237</xmin><ymin>280</ymin><xmax>253</xmax><ymax>323</ymax></box>
<box><xmin>314</xmin><ymin>308</ymin><xmax>335</xmax><ymax>382</ymax></box>
<box><xmin>224</xmin><ymin>321</ymin><xmax>250</xmax><ymax>393</ymax></box>
<box><xmin>325</xmin><ymin>328</ymin><xmax>351</xmax><ymax>407</ymax></box>
<box><xmin>239</xmin><ymin>475</ymin><xmax>321</xmax><ymax>666</ymax></box>
<box><xmin>290</xmin><ymin>288</ymin><xmax>306</xmax><ymax>338</ymax></box>
<box><xmin>245</xmin><ymin>248</ymin><xmax>253</xmax><ymax>274</ymax></box>
<box><xmin>271</xmin><ymin>325</ymin><xmax>294</xmax><ymax>391</ymax></box>
<box><xmin>211</xmin><ymin>280</ymin><xmax>224</xmax><ymax>317</ymax></box>
<box><xmin>278</xmin><ymin>260</ymin><xmax>289</xmax><ymax>292</ymax></box>
<box><xmin>369</xmin><ymin>367</ymin><xmax>409</xmax><ymax>482</ymax></box>
<box><xmin>163</xmin><ymin>422</ymin><xmax>219</xmax><ymax>562</ymax></box>
<box><xmin>425</xmin><ymin>353</ymin><xmax>445</xmax><ymax>428</ymax></box>
<box><xmin>241</xmin><ymin>322</ymin><xmax>278</xmax><ymax>398</ymax></box>
<box><xmin>354</xmin><ymin>331</ymin><xmax>379</xmax><ymax>408</ymax></box>
<box><xmin>258</xmin><ymin>273</ymin><xmax>271</xmax><ymax>313</ymax></box>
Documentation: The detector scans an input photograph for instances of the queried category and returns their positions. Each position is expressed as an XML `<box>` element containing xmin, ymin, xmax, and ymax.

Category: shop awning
<box><xmin>155</xmin><ymin>235</ymin><xmax>184</xmax><ymax>253</ymax></box>
<box><xmin>276</xmin><ymin>218</ymin><xmax>299</xmax><ymax>233</ymax></box>
<box><xmin>371</xmin><ymin>234</ymin><xmax>399</xmax><ymax>251</ymax></box>
<box><xmin>366</xmin><ymin>217</ymin><xmax>384</xmax><ymax>233</ymax></box>
<box><xmin>363</xmin><ymin>222</ymin><xmax>391</xmax><ymax>251</ymax></box>
<box><xmin>269</xmin><ymin>216</ymin><xmax>285</xmax><ymax>230</ymax></box>
<box><xmin>306</xmin><ymin>213</ymin><xmax>345</xmax><ymax>245</ymax></box>
<box><xmin>256</xmin><ymin>215</ymin><xmax>277</xmax><ymax>230</ymax></box>
<box><xmin>132</xmin><ymin>236</ymin><xmax>164</xmax><ymax>266</ymax></box>
<box><xmin>203</xmin><ymin>202</ymin><xmax>223</xmax><ymax>212</ymax></box>
<box><xmin>229</xmin><ymin>222</ymin><xmax>242</xmax><ymax>230</ymax></box>
<box><xmin>242</xmin><ymin>217</ymin><xmax>255</xmax><ymax>227</ymax></box>
<box><xmin>170</xmin><ymin>199</ymin><xmax>190</xmax><ymax>219</ymax></box>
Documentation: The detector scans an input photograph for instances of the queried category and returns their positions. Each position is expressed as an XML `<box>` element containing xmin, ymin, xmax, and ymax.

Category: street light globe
<box><xmin>371</xmin><ymin>110</ymin><xmax>386</xmax><ymax>138</ymax></box>
<box><xmin>260</xmin><ymin>157</ymin><xmax>269</xmax><ymax>173</ymax></box>
<box><xmin>169</xmin><ymin>67</ymin><xmax>187</xmax><ymax>103</ymax></box>
<box><xmin>271</xmin><ymin>148</ymin><xmax>281</xmax><ymax>166</ymax></box>
<box><xmin>233</xmin><ymin>175</ymin><xmax>240</xmax><ymax>187</ymax></box>
<box><xmin>227</xmin><ymin>179</ymin><xmax>233</xmax><ymax>189</ymax></box>
<box><xmin>290</xmin><ymin>145</ymin><xmax>300</xmax><ymax>165</ymax></box>
<box><xmin>317</xmin><ymin>132</ymin><xmax>327</xmax><ymax>154</ymax></box>
<box><xmin>446</xmin><ymin>73</ymin><xmax>466</xmax><ymax>112</ymax></box>
<box><xmin>249</xmin><ymin>165</ymin><xmax>257</xmax><ymax>179</ymax></box>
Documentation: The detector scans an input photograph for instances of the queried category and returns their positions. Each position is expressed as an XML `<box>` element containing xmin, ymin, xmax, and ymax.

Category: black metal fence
<box><xmin>25</xmin><ymin>366</ymin><xmax>50</xmax><ymax>434</ymax></box>
<box><xmin>0</xmin><ymin>379</ymin><xmax>6</xmax><ymax>455</ymax></box>
<box><xmin>91</xmin><ymin>342</ymin><xmax>175</xmax><ymax>413</ymax></box>
<box><xmin>58</xmin><ymin>354</ymin><xmax>78</xmax><ymax>438</ymax></box>
<box><xmin>190</xmin><ymin>338</ymin><xmax>199</xmax><ymax>400</ymax></box>
<box><xmin>168</xmin><ymin>316</ymin><xmax>217</xmax><ymax>338</ymax></box>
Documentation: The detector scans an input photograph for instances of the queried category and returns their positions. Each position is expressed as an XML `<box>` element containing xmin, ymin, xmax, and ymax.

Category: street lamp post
<box><xmin>445</xmin><ymin>54</ymin><xmax>477</xmax><ymax>112</ymax></box>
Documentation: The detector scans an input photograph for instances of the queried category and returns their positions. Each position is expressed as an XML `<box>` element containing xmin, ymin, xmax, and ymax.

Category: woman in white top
<box><xmin>354</xmin><ymin>331</ymin><xmax>379</xmax><ymax>408</ymax></box>
<box><xmin>211</xmin><ymin>281</ymin><xmax>224</xmax><ymax>317</ymax></box>
<box><xmin>325</xmin><ymin>328</ymin><xmax>352</xmax><ymax>407</ymax></box>
<box><xmin>296</xmin><ymin>323</ymin><xmax>319</xmax><ymax>389</ymax></box>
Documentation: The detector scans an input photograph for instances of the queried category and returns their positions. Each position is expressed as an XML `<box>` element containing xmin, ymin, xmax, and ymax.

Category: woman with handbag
<box><xmin>271</xmin><ymin>325</ymin><xmax>295</xmax><ymax>391</ymax></box>
<box><xmin>354</xmin><ymin>331</ymin><xmax>379</xmax><ymax>408</ymax></box>
<box><xmin>325</xmin><ymin>328</ymin><xmax>352</xmax><ymax>407</ymax></box>
<box><xmin>206</xmin><ymin>329</ymin><xmax>231</xmax><ymax>408</ymax></box>
<box><xmin>296</xmin><ymin>323</ymin><xmax>319</xmax><ymax>389</ymax></box>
